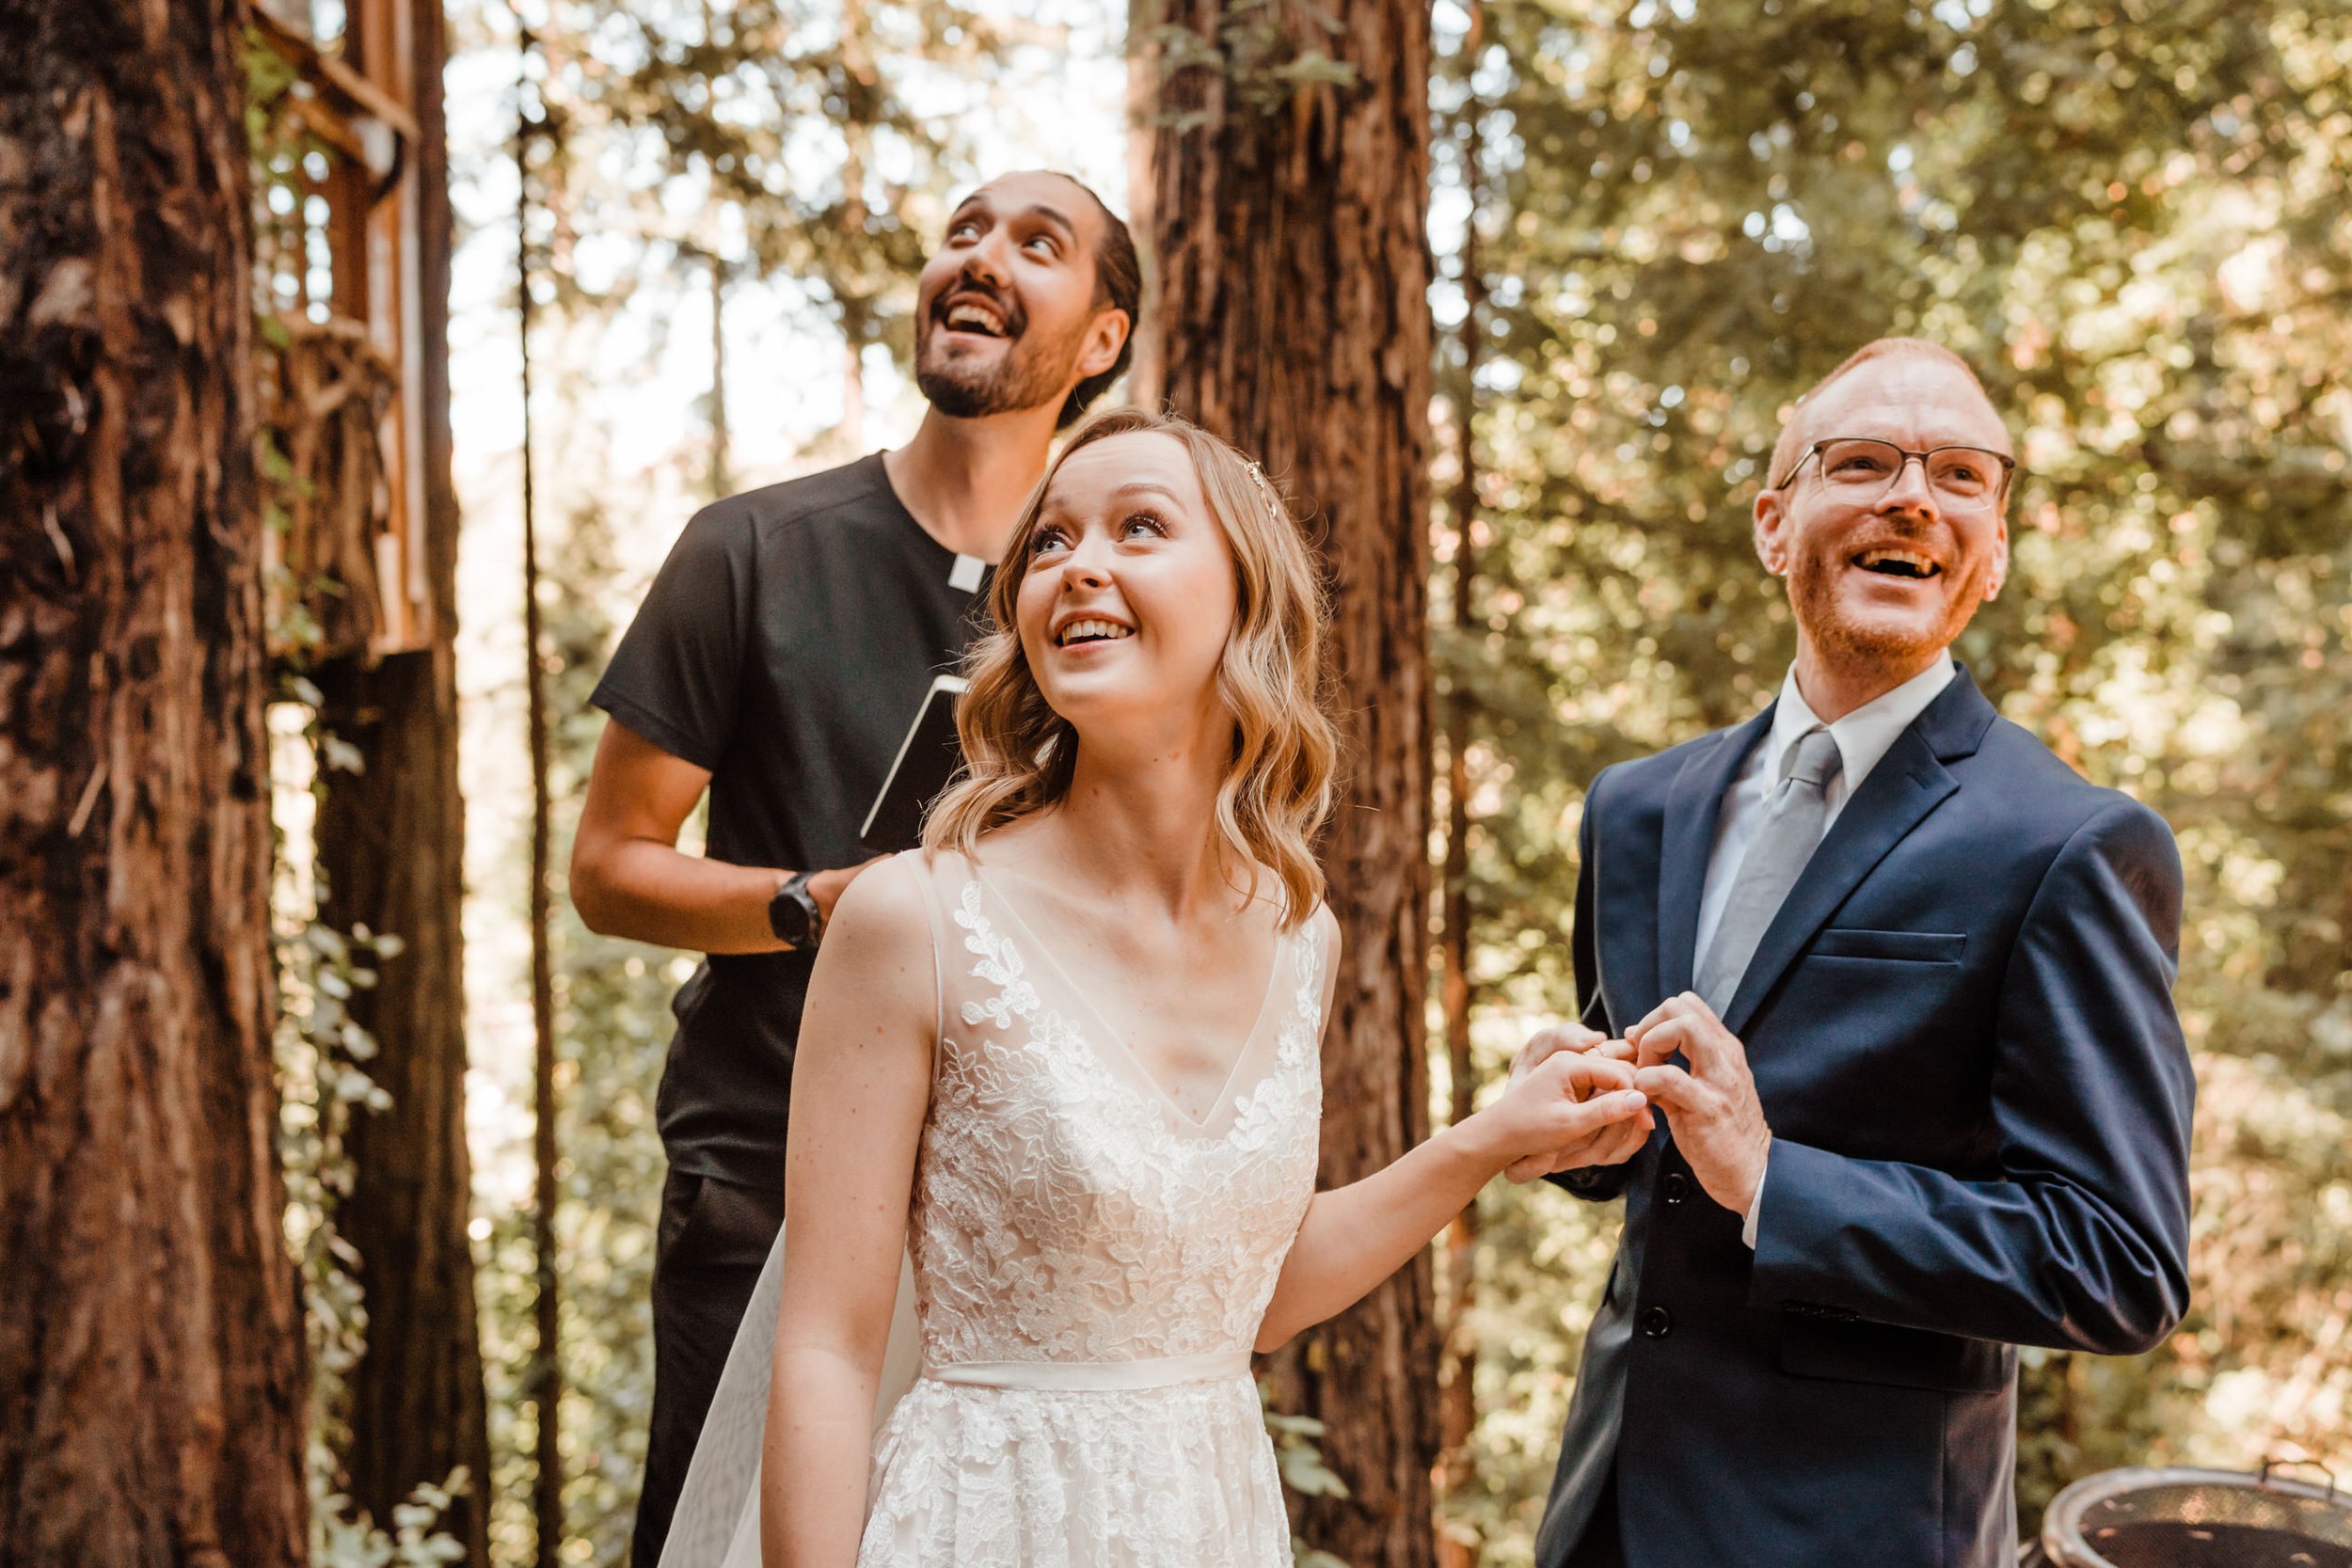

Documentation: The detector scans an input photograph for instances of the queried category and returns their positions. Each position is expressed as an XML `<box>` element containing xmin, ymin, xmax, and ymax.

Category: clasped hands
<box><xmin>1501</xmin><ymin>992</ymin><xmax>1772</xmax><ymax>1219</ymax></box>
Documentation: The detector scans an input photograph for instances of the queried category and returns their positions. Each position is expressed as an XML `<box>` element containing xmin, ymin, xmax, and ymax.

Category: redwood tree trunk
<box><xmin>314</xmin><ymin>659</ymin><xmax>492</xmax><ymax>1564</ymax></box>
<box><xmin>313</xmin><ymin>1</ymin><xmax>494</xmax><ymax>1557</ymax></box>
<box><xmin>1139</xmin><ymin>5</ymin><xmax>1438</xmax><ymax>1563</ymax></box>
<box><xmin>0</xmin><ymin>2</ymin><xmax>310</xmax><ymax>1563</ymax></box>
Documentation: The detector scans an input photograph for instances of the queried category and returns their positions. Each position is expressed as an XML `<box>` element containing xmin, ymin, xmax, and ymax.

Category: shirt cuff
<box><xmin>1742</xmin><ymin>1162</ymin><xmax>1766</xmax><ymax>1250</ymax></box>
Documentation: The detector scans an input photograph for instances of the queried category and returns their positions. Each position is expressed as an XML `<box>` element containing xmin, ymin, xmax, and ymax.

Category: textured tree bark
<box><xmin>1121</xmin><ymin>0</ymin><xmax>1165</xmax><ymax>401</ymax></box>
<box><xmin>0</xmin><ymin>1</ymin><xmax>310</xmax><ymax>1563</ymax></box>
<box><xmin>1137</xmin><ymin>4</ymin><xmax>1438</xmax><ymax>1563</ymax></box>
<box><xmin>313</xmin><ymin>2</ymin><xmax>494</xmax><ymax>1557</ymax></box>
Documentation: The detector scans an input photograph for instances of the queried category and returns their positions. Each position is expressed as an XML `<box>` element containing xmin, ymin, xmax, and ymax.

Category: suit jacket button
<box><xmin>1661</xmin><ymin>1173</ymin><xmax>1688</xmax><ymax>1205</ymax></box>
<box><xmin>1640</xmin><ymin>1306</ymin><xmax>1674</xmax><ymax>1338</ymax></box>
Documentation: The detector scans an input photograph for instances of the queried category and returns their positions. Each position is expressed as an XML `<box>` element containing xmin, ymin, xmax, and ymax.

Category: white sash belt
<box><xmin>920</xmin><ymin>1352</ymin><xmax>1251</xmax><ymax>1392</ymax></box>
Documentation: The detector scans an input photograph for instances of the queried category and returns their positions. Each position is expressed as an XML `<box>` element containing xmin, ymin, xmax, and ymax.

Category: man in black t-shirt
<box><xmin>571</xmin><ymin>170</ymin><xmax>1139</xmax><ymax>1568</ymax></box>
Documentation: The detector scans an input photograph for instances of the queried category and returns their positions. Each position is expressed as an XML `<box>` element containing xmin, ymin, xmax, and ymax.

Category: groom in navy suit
<box><xmin>1514</xmin><ymin>339</ymin><xmax>2195</xmax><ymax>1568</ymax></box>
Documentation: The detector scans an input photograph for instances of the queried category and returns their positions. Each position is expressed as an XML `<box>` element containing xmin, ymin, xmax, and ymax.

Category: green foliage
<box><xmin>1263</xmin><ymin>1376</ymin><xmax>1353</xmax><ymax>1495</ymax></box>
<box><xmin>313</xmin><ymin>1470</ymin><xmax>478</xmax><ymax>1568</ymax></box>
<box><xmin>273</xmin><ymin>706</ymin><xmax>466</xmax><ymax>1563</ymax></box>
<box><xmin>248</xmin><ymin>27</ymin><xmax>326</xmax><ymax>661</ymax></box>
<box><xmin>1262</xmin><ymin>1381</ymin><xmax>1357</xmax><ymax>1568</ymax></box>
<box><xmin>545</xmin><ymin>503</ymin><xmax>683</xmax><ymax>1566</ymax></box>
<box><xmin>245</xmin><ymin>24</ymin><xmax>344</xmax><ymax>327</ymax></box>
<box><xmin>478</xmin><ymin>1203</ymin><xmax>550</xmax><ymax>1567</ymax></box>
<box><xmin>507</xmin><ymin>0</ymin><xmax>989</xmax><ymax>450</ymax></box>
<box><xmin>277</xmin><ymin>899</ymin><xmax>397</xmax><ymax>1453</ymax></box>
<box><xmin>1433</xmin><ymin>0</ymin><xmax>2352</xmax><ymax>1555</ymax></box>
<box><xmin>476</xmin><ymin>499</ymin><xmax>683</xmax><ymax>1568</ymax></box>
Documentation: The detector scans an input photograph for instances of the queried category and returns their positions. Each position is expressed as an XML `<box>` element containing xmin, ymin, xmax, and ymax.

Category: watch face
<box><xmin>772</xmin><ymin>879</ymin><xmax>819</xmax><ymax>947</ymax></box>
<box><xmin>776</xmin><ymin>883</ymin><xmax>814</xmax><ymax>944</ymax></box>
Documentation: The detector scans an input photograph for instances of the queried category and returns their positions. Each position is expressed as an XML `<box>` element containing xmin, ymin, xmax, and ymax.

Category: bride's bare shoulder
<box><xmin>803</xmin><ymin>855</ymin><xmax>946</xmax><ymax>1046</ymax></box>
<box><xmin>819</xmin><ymin>852</ymin><xmax>935</xmax><ymax>965</ymax></box>
<box><xmin>1305</xmin><ymin>902</ymin><xmax>1342</xmax><ymax>1035</ymax></box>
<box><xmin>1301</xmin><ymin>901</ymin><xmax>1341</xmax><ymax>980</ymax></box>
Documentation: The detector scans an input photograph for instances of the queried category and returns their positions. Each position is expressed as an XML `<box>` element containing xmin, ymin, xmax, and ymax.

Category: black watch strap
<box><xmin>768</xmin><ymin>870</ymin><xmax>823</xmax><ymax>950</ymax></box>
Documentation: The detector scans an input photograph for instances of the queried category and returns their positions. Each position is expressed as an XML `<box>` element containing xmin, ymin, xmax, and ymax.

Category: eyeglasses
<box><xmin>1774</xmin><ymin>437</ymin><xmax>2017</xmax><ymax>506</ymax></box>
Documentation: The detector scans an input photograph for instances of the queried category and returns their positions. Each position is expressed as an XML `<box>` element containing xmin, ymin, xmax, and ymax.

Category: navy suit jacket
<box><xmin>1534</xmin><ymin>668</ymin><xmax>2194</xmax><ymax>1568</ymax></box>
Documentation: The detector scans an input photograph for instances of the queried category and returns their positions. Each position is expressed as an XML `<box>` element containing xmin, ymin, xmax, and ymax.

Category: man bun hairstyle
<box><xmin>1057</xmin><ymin>178</ymin><xmax>1142</xmax><ymax>430</ymax></box>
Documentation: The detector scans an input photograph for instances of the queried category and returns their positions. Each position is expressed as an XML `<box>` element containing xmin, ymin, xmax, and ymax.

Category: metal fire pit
<box><xmin>2042</xmin><ymin>1463</ymin><xmax>2352</xmax><ymax>1568</ymax></box>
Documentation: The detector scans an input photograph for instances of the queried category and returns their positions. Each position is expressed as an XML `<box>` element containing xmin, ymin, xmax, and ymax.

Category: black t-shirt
<box><xmin>591</xmin><ymin>453</ymin><xmax>993</xmax><ymax>1187</ymax></box>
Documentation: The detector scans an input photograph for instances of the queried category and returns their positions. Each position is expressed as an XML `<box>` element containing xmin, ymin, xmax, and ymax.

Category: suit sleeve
<box><xmin>1549</xmin><ymin>771</ymin><xmax>1634</xmax><ymax>1205</ymax></box>
<box><xmin>1748</xmin><ymin>798</ymin><xmax>2195</xmax><ymax>1354</ymax></box>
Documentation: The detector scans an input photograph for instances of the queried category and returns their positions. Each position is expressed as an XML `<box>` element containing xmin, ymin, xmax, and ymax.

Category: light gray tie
<box><xmin>1695</xmin><ymin>727</ymin><xmax>1844</xmax><ymax>1012</ymax></box>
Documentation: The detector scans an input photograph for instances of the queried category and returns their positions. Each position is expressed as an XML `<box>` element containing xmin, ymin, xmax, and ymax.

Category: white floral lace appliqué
<box><xmin>956</xmin><ymin>880</ymin><xmax>1040</xmax><ymax>1031</ymax></box>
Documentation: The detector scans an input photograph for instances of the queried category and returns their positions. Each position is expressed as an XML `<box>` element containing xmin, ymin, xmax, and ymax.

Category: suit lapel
<box><xmin>1716</xmin><ymin>669</ymin><xmax>1996</xmax><ymax>1037</ymax></box>
<box><xmin>1657</xmin><ymin>710</ymin><xmax>1773</xmax><ymax>1000</ymax></box>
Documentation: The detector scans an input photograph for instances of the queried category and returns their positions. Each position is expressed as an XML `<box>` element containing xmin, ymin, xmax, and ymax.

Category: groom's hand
<box><xmin>1627</xmin><ymin>992</ymin><xmax>1771</xmax><ymax>1217</ymax></box>
<box><xmin>1502</xmin><ymin>1023</ymin><xmax>1652</xmax><ymax>1183</ymax></box>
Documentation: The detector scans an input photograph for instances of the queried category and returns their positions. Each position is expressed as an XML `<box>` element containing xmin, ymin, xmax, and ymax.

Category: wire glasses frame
<box><xmin>1773</xmin><ymin>437</ymin><xmax>2019</xmax><ymax>505</ymax></box>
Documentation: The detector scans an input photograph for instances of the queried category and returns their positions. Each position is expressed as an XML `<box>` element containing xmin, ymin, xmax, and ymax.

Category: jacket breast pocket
<box><xmin>1776</xmin><ymin>1311</ymin><xmax>2010</xmax><ymax>1393</ymax></box>
<box><xmin>1808</xmin><ymin>927</ymin><xmax>1967</xmax><ymax>964</ymax></box>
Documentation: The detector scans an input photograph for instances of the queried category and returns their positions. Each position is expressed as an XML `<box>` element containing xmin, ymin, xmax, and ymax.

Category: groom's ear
<box><xmin>1753</xmin><ymin>487</ymin><xmax>1789</xmax><ymax>578</ymax></box>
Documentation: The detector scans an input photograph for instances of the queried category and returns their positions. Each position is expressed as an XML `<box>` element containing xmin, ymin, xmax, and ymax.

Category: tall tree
<box><xmin>308</xmin><ymin>1</ymin><xmax>495</xmax><ymax>1559</ymax></box>
<box><xmin>1137</xmin><ymin>3</ymin><xmax>1438</xmax><ymax>1562</ymax></box>
<box><xmin>0</xmin><ymin>0</ymin><xmax>310</xmax><ymax>1562</ymax></box>
<box><xmin>516</xmin><ymin>34</ymin><xmax>566</xmax><ymax>1559</ymax></box>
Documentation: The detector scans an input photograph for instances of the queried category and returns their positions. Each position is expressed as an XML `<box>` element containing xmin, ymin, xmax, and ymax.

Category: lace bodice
<box><xmin>654</xmin><ymin>849</ymin><xmax>1331</xmax><ymax>1568</ymax></box>
<box><xmin>905</xmin><ymin>855</ymin><xmax>1330</xmax><ymax>1369</ymax></box>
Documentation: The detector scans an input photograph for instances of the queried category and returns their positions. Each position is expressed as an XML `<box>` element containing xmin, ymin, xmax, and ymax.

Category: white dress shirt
<box><xmin>1695</xmin><ymin>654</ymin><xmax>1957</xmax><ymax>1246</ymax></box>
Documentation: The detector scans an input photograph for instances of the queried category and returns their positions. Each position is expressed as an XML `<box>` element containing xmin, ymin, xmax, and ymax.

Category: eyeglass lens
<box><xmin>1817</xmin><ymin>438</ymin><xmax>2006</xmax><ymax>500</ymax></box>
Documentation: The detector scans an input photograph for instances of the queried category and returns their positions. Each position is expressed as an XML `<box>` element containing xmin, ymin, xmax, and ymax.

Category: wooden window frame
<box><xmin>254</xmin><ymin>0</ymin><xmax>433</xmax><ymax>657</ymax></box>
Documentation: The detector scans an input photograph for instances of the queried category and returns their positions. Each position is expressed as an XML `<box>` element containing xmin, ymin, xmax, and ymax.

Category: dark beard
<box><xmin>915</xmin><ymin>314</ymin><xmax>1088</xmax><ymax>420</ymax></box>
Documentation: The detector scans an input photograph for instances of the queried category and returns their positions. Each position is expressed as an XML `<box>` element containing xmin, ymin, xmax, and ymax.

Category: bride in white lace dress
<box><xmin>658</xmin><ymin>409</ymin><xmax>1654</xmax><ymax>1568</ymax></box>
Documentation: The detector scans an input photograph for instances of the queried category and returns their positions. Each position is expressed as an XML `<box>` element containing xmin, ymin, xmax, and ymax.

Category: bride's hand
<box><xmin>1497</xmin><ymin>1023</ymin><xmax>1649</xmax><ymax>1182</ymax></box>
<box><xmin>1508</xmin><ymin>1022</ymin><xmax>1637</xmax><ymax>1085</ymax></box>
<box><xmin>1458</xmin><ymin>1048</ymin><xmax>1650</xmax><ymax>1181</ymax></box>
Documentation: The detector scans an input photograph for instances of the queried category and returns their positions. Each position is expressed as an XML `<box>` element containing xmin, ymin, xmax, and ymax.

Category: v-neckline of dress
<box><xmin>969</xmin><ymin>870</ymin><xmax>1290</xmax><ymax>1133</ymax></box>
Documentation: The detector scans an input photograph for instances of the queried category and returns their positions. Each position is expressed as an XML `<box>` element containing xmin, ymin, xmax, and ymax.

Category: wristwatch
<box><xmin>768</xmin><ymin>870</ymin><xmax>824</xmax><ymax>951</ymax></box>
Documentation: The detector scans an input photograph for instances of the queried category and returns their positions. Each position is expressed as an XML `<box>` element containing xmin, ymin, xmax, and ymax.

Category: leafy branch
<box><xmin>1263</xmin><ymin>1380</ymin><xmax>1353</xmax><ymax>1568</ymax></box>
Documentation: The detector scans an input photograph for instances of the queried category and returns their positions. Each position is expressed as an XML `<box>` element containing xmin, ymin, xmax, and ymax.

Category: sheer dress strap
<box><xmin>899</xmin><ymin>847</ymin><xmax>955</xmax><ymax>1055</ymax></box>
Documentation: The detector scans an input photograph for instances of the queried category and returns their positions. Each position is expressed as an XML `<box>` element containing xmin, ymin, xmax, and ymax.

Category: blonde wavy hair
<box><xmin>924</xmin><ymin>408</ymin><xmax>1339</xmax><ymax>929</ymax></box>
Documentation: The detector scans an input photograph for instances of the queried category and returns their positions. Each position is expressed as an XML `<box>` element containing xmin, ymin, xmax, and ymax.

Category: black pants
<box><xmin>630</xmin><ymin>1169</ymin><xmax>786</xmax><ymax>1568</ymax></box>
<box><xmin>1562</xmin><ymin>1466</ymin><xmax>1629</xmax><ymax>1568</ymax></box>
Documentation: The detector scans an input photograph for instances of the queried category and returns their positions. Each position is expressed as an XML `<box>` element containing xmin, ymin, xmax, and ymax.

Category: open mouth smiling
<box><xmin>1851</xmin><ymin>546</ymin><xmax>1942</xmax><ymax>581</ymax></box>
<box><xmin>1055</xmin><ymin>617</ymin><xmax>1134</xmax><ymax>647</ymax></box>
<box><xmin>939</xmin><ymin>293</ymin><xmax>1014</xmax><ymax>339</ymax></box>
